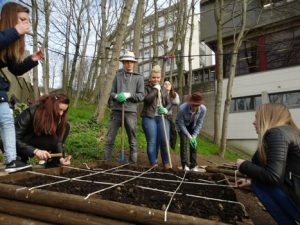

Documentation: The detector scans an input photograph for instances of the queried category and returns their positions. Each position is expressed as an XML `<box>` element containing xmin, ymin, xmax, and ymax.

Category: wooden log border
<box><xmin>0</xmin><ymin>166</ymin><xmax>253</xmax><ymax>225</ymax></box>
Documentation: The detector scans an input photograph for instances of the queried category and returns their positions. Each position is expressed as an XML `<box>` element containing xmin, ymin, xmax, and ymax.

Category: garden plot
<box><xmin>0</xmin><ymin>163</ymin><xmax>253</xmax><ymax>225</ymax></box>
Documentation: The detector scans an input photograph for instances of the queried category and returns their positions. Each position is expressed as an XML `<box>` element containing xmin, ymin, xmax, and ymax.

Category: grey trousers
<box><xmin>104</xmin><ymin>111</ymin><xmax>138</xmax><ymax>163</ymax></box>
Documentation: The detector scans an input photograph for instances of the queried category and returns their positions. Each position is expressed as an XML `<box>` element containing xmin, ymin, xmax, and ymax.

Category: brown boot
<box><xmin>163</xmin><ymin>163</ymin><xmax>171</xmax><ymax>170</ymax></box>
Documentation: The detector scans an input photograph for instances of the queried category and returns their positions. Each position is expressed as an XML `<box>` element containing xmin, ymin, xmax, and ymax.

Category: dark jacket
<box><xmin>239</xmin><ymin>125</ymin><xmax>300</xmax><ymax>208</ymax></box>
<box><xmin>0</xmin><ymin>28</ymin><xmax>19</xmax><ymax>50</ymax></box>
<box><xmin>0</xmin><ymin>28</ymin><xmax>38</xmax><ymax>102</ymax></box>
<box><xmin>15</xmin><ymin>105</ymin><xmax>64</xmax><ymax>159</ymax></box>
<box><xmin>110</xmin><ymin>69</ymin><xmax>144</xmax><ymax>113</ymax></box>
<box><xmin>141</xmin><ymin>84</ymin><xmax>171</xmax><ymax>118</ymax></box>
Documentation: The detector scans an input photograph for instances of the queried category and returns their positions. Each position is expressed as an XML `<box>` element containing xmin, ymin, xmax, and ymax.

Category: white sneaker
<box><xmin>184</xmin><ymin>165</ymin><xmax>190</xmax><ymax>171</ymax></box>
<box><xmin>191</xmin><ymin>166</ymin><xmax>200</xmax><ymax>172</ymax></box>
<box><xmin>191</xmin><ymin>166</ymin><xmax>206</xmax><ymax>172</ymax></box>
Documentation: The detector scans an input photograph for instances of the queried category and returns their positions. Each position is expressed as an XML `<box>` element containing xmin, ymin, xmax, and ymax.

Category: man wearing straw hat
<box><xmin>104</xmin><ymin>51</ymin><xmax>144</xmax><ymax>163</ymax></box>
<box><xmin>176</xmin><ymin>91</ymin><xmax>206</xmax><ymax>172</ymax></box>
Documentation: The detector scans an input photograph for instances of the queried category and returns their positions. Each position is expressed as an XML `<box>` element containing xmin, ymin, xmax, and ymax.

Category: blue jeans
<box><xmin>142</xmin><ymin>116</ymin><xmax>170</xmax><ymax>165</ymax></box>
<box><xmin>252</xmin><ymin>180</ymin><xmax>300</xmax><ymax>225</ymax></box>
<box><xmin>0</xmin><ymin>102</ymin><xmax>16</xmax><ymax>164</ymax></box>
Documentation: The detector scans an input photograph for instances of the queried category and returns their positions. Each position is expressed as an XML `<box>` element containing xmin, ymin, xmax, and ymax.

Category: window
<box><xmin>223</xmin><ymin>27</ymin><xmax>300</xmax><ymax>78</ymax></box>
<box><xmin>230</xmin><ymin>95</ymin><xmax>262</xmax><ymax>112</ymax></box>
<box><xmin>158</xmin><ymin>16</ymin><xmax>165</xmax><ymax>27</ymax></box>
<box><xmin>269</xmin><ymin>90</ymin><xmax>300</xmax><ymax>108</ymax></box>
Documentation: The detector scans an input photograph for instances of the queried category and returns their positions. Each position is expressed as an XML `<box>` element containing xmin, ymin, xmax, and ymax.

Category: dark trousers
<box><xmin>104</xmin><ymin>111</ymin><xmax>137</xmax><ymax>163</ymax></box>
<box><xmin>179</xmin><ymin>129</ymin><xmax>197</xmax><ymax>169</ymax></box>
<box><xmin>18</xmin><ymin>123</ymin><xmax>70</xmax><ymax>163</ymax></box>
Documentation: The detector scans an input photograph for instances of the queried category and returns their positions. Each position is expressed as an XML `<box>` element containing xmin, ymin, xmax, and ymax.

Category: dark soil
<box><xmin>1</xmin><ymin>151</ymin><xmax>277</xmax><ymax>225</ymax></box>
<box><xmin>5</xmin><ymin>164</ymin><xmax>248</xmax><ymax>224</ymax></box>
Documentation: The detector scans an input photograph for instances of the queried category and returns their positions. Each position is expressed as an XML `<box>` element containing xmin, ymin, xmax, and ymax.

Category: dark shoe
<box><xmin>5</xmin><ymin>160</ymin><xmax>32</xmax><ymax>173</ymax></box>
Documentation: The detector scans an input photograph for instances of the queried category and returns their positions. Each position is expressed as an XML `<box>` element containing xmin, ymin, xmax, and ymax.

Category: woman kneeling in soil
<box><xmin>15</xmin><ymin>92</ymin><xmax>71</xmax><ymax>167</ymax></box>
<box><xmin>236</xmin><ymin>103</ymin><xmax>300</xmax><ymax>225</ymax></box>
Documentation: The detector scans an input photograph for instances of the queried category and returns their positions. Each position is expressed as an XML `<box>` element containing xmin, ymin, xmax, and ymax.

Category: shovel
<box><xmin>158</xmin><ymin>91</ymin><xmax>172</xmax><ymax>168</ymax></box>
<box><xmin>118</xmin><ymin>103</ymin><xmax>127</xmax><ymax>163</ymax></box>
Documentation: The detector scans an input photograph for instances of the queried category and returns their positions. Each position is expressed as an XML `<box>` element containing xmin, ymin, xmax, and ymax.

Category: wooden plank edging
<box><xmin>0</xmin><ymin>182</ymin><xmax>228</xmax><ymax>225</ymax></box>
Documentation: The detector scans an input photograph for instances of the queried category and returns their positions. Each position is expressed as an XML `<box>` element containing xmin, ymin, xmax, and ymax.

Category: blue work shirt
<box><xmin>176</xmin><ymin>102</ymin><xmax>206</xmax><ymax>138</ymax></box>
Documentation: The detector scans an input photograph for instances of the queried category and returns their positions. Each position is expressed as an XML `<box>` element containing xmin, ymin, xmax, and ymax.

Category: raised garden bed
<box><xmin>0</xmin><ymin>162</ymin><xmax>252</xmax><ymax>225</ymax></box>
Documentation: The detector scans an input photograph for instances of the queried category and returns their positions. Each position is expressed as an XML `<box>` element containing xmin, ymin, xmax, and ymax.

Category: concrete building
<box><xmin>123</xmin><ymin>3</ymin><xmax>214</xmax><ymax>85</ymax></box>
<box><xmin>200</xmin><ymin>0</ymin><xmax>300</xmax><ymax>154</ymax></box>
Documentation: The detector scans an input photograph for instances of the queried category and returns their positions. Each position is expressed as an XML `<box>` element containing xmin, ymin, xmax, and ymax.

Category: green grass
<box><xmin>64</xmin><ymin>100</ymin><xmax>243</xmax><ymax>165</ymax></box>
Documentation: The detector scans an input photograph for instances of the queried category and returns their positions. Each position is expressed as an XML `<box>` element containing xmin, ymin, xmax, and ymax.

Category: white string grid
<box><xmin>15</xmin><ymin>164</ymin><xmax>247</xmax><ymax>221</ymax></box>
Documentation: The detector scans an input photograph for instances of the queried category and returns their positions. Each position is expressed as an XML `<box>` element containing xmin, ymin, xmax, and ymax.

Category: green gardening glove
<box><xmin>158</xmin><ymin>106</ymin><xmax>168</xmax><ymax>114</ymax></box>
<box><xmin>189</xmin><ymin>137</ymin><xmax>197</xmax><ymax>149</ymax></box>
<box><xmin>116</xmin><ymin>92</ymin><xmax>126</xmax><ymax>103</ymax></box>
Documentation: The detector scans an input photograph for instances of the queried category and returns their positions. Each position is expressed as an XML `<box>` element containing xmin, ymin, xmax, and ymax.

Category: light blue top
<box><xmin>176</xmin><ymin>102</ymin><xmax>206</xmax><ymax>138</ymax></box>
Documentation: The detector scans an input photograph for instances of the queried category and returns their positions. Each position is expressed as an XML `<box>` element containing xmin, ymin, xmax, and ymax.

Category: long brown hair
<box><xmin>0</xmin><ymin>2</ymin><xmax>29</xmax><ymax>63</ymax></box>
<box><xmin>33</xmin><ymin>93</ymin><xmax>70</xmax><ymax>140</ymax></box>
<box><xmin>163</xmin><ymin>80</ymin><xmax>177</xmax><ymax>98</ymax></box>
<box><xmin>256</xmin><ymin>103</ymin><xmax>300</xmax><ymax>165</ymax></box>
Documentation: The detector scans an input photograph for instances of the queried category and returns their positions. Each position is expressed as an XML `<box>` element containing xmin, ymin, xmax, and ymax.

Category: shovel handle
<box><xmin>50</xmin><ymin>153</ymin><xmax>64</xmax><ymax>158</ymax></box>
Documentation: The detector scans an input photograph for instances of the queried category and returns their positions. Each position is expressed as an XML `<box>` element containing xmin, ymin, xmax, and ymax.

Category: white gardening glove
<box><xmin>153</xmin><ymin>84</ymin><xmax>161</xmax><ymax>91</ymax></box>
<box><xmin>123</xmin><ymin>92</ymin><xmax>131</xmax><ymax>98</ymax></box>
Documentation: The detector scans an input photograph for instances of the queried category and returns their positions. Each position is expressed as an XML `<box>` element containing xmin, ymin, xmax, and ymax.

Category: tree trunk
<box><xmin>74</xmin><ymin>10</ymin><xmax>91</xmax><ymax>108</ymax></box>
<box><xmin>132</xmin><ymin>0</ymin><xmax>144</xmax><ymax>73</ymax></box>
<box><xmin>91</xmin><ymin>0</ymin><xmax>108</xmax><ymax>104</ymax></box>
<box><xmin>188</xmin><ymin>0</ymin><xmax>195</xmax><ymax>95</ymax></box>
<box><xmin>176</xmin><ymin>0</ymin><xmax>188</xmax><ymax>98</ymax></box>
<box><xmin>151</xmin><ymin>0</ymin><xmax>158</xmax><ymax>67</ymax></box>
<box><xmin>31</xmin><ymin>0</ymin><xmax>40</xmax><ymax>100</ymax></box>
<box><xmin>42</xmin><ymin>0</ymin><xmax>50</xmax><ymax>94</ymax></box>
<box><xmin>160</xmin><ymin>1</ymin><xmax>171</xmax><ymax>83</ymax></box>
<box><xmin>95</xmin><ymin>0</ymin><xmax>134</xmax><ymax>122</ymax></box>
<box><xmin>67</xmin><ymin>3</ymin><xmax>85</xmax><ymax>96</ymax></box>
<box><xmin>220</xmin><ymin>0</ymin><xmax>247</xmax><ymax>158</ymax></box>
<box><xmin>213</xmin><ymin>0</ymin><xmax>224</xmax><ymax>145</ymax></box>
<box><xmin>62</xmin><ymin>13</ymin><xmax>71</xmax><ymax>94</ymax></box>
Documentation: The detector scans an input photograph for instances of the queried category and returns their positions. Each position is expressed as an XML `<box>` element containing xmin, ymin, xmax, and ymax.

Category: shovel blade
<box><xmin>118</xmin><ymin>150</ymin><xmax>127</xmax><ymax>164</ymax></box>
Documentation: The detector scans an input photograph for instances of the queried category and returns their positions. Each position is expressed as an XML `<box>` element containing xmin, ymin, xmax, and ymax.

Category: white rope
<box><xmin>97</xmin><ymin>171</ymin><xmax>232</xmax><ymax>188</ymax></box>
<box><xmin>26</xmin><ymin>171</ymin><xmax>70</xmax><ymax>180</ymax></box>
<box><xmin>136</xmin><ymin>184</ymin><xmax>247</xmax><ymax>217</ymax></box>
<box><xmin>84</xmin><ymin>164</ymin><xmax>157</xmax><ymax>199</ymax></box>
<box><xmin>164</xmin><ymin>171</ymin><xmax>187</xmax><ymax>222</ymax></box>
<box><xmin>28</xmin><ymin>179</ymin><xmax>70</xmax><ymax>191</ymax></box>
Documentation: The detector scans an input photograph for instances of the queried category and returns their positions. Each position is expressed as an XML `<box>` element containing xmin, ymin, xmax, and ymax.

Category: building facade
<box><xmin>122</xmin><ymin>4</ymin><xmax>214</xmax><ymax>86</ymax></box>
<box><xmin>200</xmin><ymin>0</ymin><xmax>300</xmax><ymax>154</ymax></box>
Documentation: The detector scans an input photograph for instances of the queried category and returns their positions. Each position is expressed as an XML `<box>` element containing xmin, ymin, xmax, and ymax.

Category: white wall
<box><xmin>222</xmin><ymin>65</ymin><xmax>300</xmax><ymax>153</ymax></box>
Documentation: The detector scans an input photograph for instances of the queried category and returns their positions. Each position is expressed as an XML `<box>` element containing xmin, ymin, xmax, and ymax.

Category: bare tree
<box><xmin>67</xmin><ymin>0</ymin><xmax>86</xmax><ymax>96</ymax></box>
<box><xmin>187</xmin><ymin>0</ymin><xmax>195</xmax><ymax>95</ymax></box>
<box><xmin>151</xmin><ymin>0</ymin><xmax>159</xmax><ymax>67</ymax></box>
<box><xmin>159</xmin><ymin>1</ymin><xmax>171</xmax><ymax>83</ymax></box>
<box><xmin>61</xmin><ymin>1</ymin><xmax>72</xmax><ymax>93</ymax></box>
<box><xmin>132</xmin><ymin>0</ymin><xmax>145</xmax><ymax>72</ymax></box>
<box><xmin>95</xmin><ymin>0</ymin><xmax>134</xmax><ymax>122</ymax></box>
<box><xmin>175</xmin><ymin>0</ymin><xmax>188</xmax><ymax>98</ymax></box>
<box><xmin>31</xmin><ymin>0</ymin><xmax>39</xmax><ymax>100</ymax></box>
<box><xmin>219</xmin><ymin>0</ymin><xmax>248</xmax><ymax>157</ymax></box>
<box><xmin>74</xmin><ymin>1</ymin><xmax>91</xmax><ymax>108</ymax></box>
<box><xmin>90</xmin><ymin>0</ymin><xmax>109</xmax><ymax>104</ymax></box>
<box><xmin>42</xmin><ymin>0</ymin><xmax>51</xmax><ymax>94</ymax></box>
<box><xmin>214</xmin><ymin>0</ymin><xmax>224</xmax><ymax>145</ymax></box>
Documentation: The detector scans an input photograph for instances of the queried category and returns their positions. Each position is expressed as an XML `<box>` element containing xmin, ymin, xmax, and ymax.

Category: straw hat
<box><xmin>187</xmin><ymin>91</ymin><xmax>203</xmax><ymax>105</ymax></box>
<box><xmin>119</xmin><ymin>51</ymin><xmax>137</xmax><ymax>62</ymax></box>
